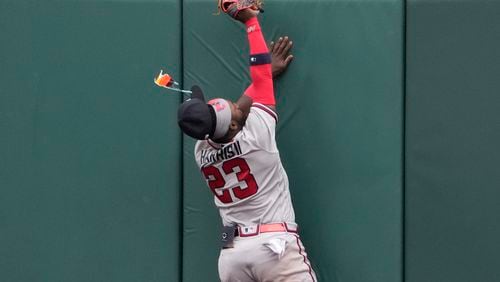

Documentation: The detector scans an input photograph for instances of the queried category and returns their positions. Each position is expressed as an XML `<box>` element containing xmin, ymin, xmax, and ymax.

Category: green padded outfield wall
<box><xmin>0</xmin><ymin>0</ymin><xmax>181</xmax><ymax>281</ymax></box>
<box><xmin>405</xmin><ymin>1</ymin><xmax>500</xmax><ymax>281</ymax></box>
<box><xmin>5</xmin><ymin>1</ymin><xmax>500</xmax><ymax>281</ymax></box>
<box><xmin>182</xmin><ymin>1</ymin><xmax>403</xmax><ymax>281</ymax></box>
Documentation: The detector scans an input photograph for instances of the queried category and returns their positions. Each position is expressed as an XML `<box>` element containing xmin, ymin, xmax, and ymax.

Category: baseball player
<box><xmin>177</xmin><ymin>1</ymin><xmax>317</xmax><ymax>281</ymax></box>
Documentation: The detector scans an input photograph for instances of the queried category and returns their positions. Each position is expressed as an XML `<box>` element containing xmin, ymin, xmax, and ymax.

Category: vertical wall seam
<box><xmin>179</xmin><ymin>0</ymin><xmax>185</xmax><ymax>281</ymax></box>
<box><xmin>402</xmin><ymin>0</ymin><xmax>407</xmax><ymax>281</ymax></box>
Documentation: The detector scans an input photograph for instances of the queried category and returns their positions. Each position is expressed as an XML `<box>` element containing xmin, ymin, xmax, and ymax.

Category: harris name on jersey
<box><xmin>200</xmin><ymin>141</ymin><xmax>243</xmax><ymax>166</ymax></box>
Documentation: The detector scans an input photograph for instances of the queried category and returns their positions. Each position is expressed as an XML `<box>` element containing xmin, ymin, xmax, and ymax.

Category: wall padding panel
<box><xmin>183</xmin><ymin>1</ymin><xmax>403</xmax><ymax>281</ymax></box>
<box><xmin>405</xmin><ymin>1</ymin><xmax>500</xmax><ymax>281</ymax></box>
<box><xmin>0</xmin><ymin>1</ymin><xmax>182</xmax><ymax>281</ymax></box>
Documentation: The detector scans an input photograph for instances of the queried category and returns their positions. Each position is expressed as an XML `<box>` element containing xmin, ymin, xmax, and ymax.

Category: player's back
<box><xmin>195</xmin><ymin>103</ymin><xmax>295</xmax><ymax>227</ymax></box>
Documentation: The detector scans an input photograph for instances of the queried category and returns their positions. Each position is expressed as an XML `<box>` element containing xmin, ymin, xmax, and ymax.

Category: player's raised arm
<box><xmin>218</xmin><ymin>3</ymin><xmax>272</xmax><ymax>113</ymax></box>
<box><xmin>236</xmin><ymin>32</ymin><xmax>295</xmax><ymax>116</ymax></box>
<box><xmin>240</xmin><ymin>15</ymin><xmax>274</xmax><ymax>109</ymax></box>
<box><xmin>223</xmin><ymin>8</ymin><xmax>293</xmax><ymax>117</ymax></box>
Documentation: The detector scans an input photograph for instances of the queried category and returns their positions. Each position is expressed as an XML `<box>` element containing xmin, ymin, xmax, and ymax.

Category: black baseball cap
<box><xmin>177</xmin><ymin>85</ymin><xmax>217</xmax><ymax>140</ymax></box>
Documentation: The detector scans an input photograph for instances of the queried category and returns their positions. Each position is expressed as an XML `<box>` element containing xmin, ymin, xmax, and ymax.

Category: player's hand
<box><xmin>270</xmin><ymin>36</ymin><xmax>294</xmax><ymax>78</ymax></box>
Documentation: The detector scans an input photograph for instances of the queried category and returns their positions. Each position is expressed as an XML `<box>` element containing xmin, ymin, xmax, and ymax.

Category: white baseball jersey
<box><xmin>194</xmin><ymin>103</ymin><xmax>295</xmax><ymax>227</ymax></box>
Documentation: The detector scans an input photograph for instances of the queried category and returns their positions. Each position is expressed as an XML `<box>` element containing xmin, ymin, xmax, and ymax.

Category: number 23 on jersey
<box><xmin>201</xmin><ymin>158</ymin><xmax>259</xmax><ymax>204</ymax></box>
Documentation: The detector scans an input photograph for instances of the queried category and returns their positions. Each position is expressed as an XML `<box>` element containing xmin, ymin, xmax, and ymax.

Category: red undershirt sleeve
<box><xmin>243</xmin><ymin>17</ymin><xmax>275</xmax><ymax>106</ymax></box>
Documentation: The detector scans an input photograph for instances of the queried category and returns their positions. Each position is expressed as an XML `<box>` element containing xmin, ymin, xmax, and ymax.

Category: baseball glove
<box><xmin>217</xmin><ymin>0</ymin><xmax>264</xmax><ymax>19</ymax></box>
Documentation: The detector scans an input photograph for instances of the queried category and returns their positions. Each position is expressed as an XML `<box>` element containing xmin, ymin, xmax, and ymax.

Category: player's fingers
<box><xmin>274</xmin><ymin>37</ymin><xmax>284</xmax><ymax>53</ymax></box>
<box><xmin>284</xmin><ymin>55</ymin><xmax>294</xmax><ymax>65</ymax></box>
<box><xmin>276</xmin><ymin>36</ymin><xmax>289</xmax><ymax>55</ymax></box>
<box><xmin>282</xmin><ymin>40</ymin><xmax>293</xmax><ymax>56</ymax></box>
<box><xmin>269</xmin><ymin>41</ymin><xmax>275</xmax><ymax>51</ymax></box>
